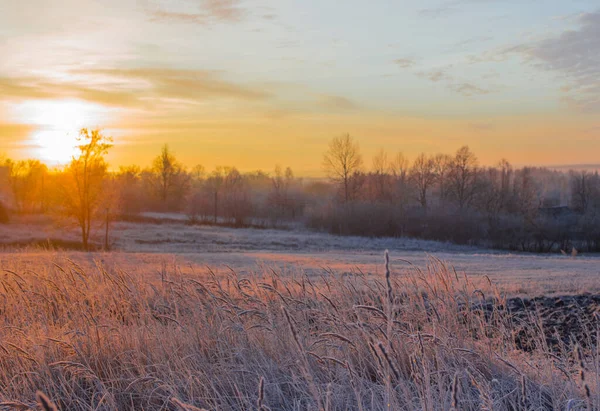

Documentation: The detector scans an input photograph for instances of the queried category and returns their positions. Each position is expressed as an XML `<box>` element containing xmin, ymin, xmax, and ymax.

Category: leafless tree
<box><xmin>323</xmin><ymin>134</ymin><xmax>363</xmax><ymax>203</ymax></box>
<box><xmin>4</xmin><ymin>159</ymin><xmax>47</xmax><ymax>213</ymax></box>
<box><xmin>150</xmin><ymin>145</ymin><xmax>190</xmax><ymax>210</ymax></box>
<box><xmin>186</xmin><ymin>164</ymin><xmax>207</xmax><ymax>222</ymax></box>
<box><xmin>371</xmin><ymin>149</ymin><xmax>392</xmax><ymax>202</ymax></box>
<box><xmin>390</xmin><ymin>152</ymin><xmax>411</xmax><ymax>207</ymax></box>
<box><xmin>270</xmin><ymin>165</ymin><xmax>296</xmax><ymax>218</ymax></box>
<box><xmin>60</xmin><ymin>129</ymin><xmax>112</xmax><ymax>250</ymax></box>
<box><xmin>410</xmin><ymin>153</ymin><xmax>437</xmax><ymax>209</ymax></box>
<box><xmin>205</xmin><ymin>166</ymin><xmax>226</xmax><ymax>223</ymax></box>
<box><xmin>497</xmin><ymin>159</ymin><xmax>513</xmax><ymax>209</ymax></box>
<box><xmin>571</xmin><ymin>171</ymin><xmax>597</xmax><ymax>213</ymax></box>
<box><xmin>447</xmin><ymin>146</ymin><xmax>479</xmax><ymax>209</ymax></box>
<box><xmin>113</xmin><ymin>165</ymin><xmax>142</xmax><ymax>217</ymax></box>
<box><xmin>222</xmin><ymin>167</ymin><xmax>252</xmax><ymax>225</ymax></box>
<box><xmin>513</xmin><ymin>167</ymin><xmax>541</xmax><ymax>217</ymax></box>
<box><xmin>432</xmin><ymin>153</ymin><xmax>452</xmax><ymax>203</ymax></box>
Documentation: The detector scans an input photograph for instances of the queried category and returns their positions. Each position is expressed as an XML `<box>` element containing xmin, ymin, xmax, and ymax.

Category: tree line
<box><xmin>1</xmin><ymin>130</ymin><xmax>599</xmax><ymax>252</ymax></box>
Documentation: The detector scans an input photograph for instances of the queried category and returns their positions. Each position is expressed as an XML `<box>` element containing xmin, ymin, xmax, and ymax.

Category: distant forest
<box><xmin>1</xmin><ymin>132</ymin><xmax>599</xmax><ymax>253</ymax></box>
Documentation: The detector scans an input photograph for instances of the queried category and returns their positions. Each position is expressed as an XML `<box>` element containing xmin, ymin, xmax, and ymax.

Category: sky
<box><xmin>0</xmin><ymin>0</ymin><xmax>599</xmax><ymax>175</ymax></box>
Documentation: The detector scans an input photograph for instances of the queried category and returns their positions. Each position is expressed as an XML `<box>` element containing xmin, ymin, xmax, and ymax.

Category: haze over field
<box><xmin>1</xmin><ymin>2</ymin><xmax>600</xmax><ymax>410</ymax></box>
<box><xmin>1</xmin><ymin>1</ymin><xmax>599</xmax><ymax>173</ymax></box>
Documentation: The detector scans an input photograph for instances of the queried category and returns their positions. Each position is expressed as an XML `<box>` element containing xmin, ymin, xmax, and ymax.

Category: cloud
<box><xmin>454</xmin><ymin>35</ymin><xmax>493</xmax><ymax>49</ymax></box>
<box><xmin>449</xmin><ymin>83</ymin><xmax>490</xmax><ymax>96</ymax></box>
<box><xmin>419</xmin><ymin>5</ymin><xmax>459</xmax><ymax>18</ymax></box>
<box><xmin>416</xmin><ymin>68</ymin><xmax>490</xmax><ymax>96</ymax></box>
<box><xmin>148</xmin><ymin>0</ymin><xmax>245</xmax><ymax>25</ymax></box>
<box><xmin>316</xmin><ymin>95</ymin><xmax>359</xmax><ymax>111</ymax></box>
<box><xmin>90</xmin><ymin>68</ymin><xmax>270</xmax><ymax>101</ymax></box>
<box><xmin>0</xmin><ymin>68</ymin><xmax>271</xmax><ymax>109</ymax></box>
<box><xmin>394</xmin><ymin>58</ymin><xmax>416</xmax><ymax>69</ymax></box>
<box><xmin>417</xmin><ymin>70</ymin><xmax>449</xmax><ymax>82</ymax></box>
<box><xmin>0</xmin><ymin>123</ymin><xmax>34</xmax><ymax>144</ymax></box>
<box><xmin>148</xmin><ymin>10</ymin><xmax>206</xmax><ymax>24</ymax></box>
<box><xmin>505</xmin><ymin>10</ymin><xmax>600</xmax><ymax>112</ymax></box>
<box><xmin>419</xmin><ymin>0</ymin><xmax>504</xmax><ymax>18</ymax></box>
<box><xmin>204</xmin><ymin>0</ymin><xmax>245</xmax><ymax>21</ymax></box>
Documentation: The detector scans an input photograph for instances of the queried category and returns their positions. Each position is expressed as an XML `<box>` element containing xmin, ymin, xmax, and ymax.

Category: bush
<box><xmin>306</xmin><ymin>201</ymin><xmax>486</xmax><ymax>244</ymax></box>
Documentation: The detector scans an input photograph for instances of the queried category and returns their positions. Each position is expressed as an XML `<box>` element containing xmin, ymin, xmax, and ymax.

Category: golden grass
<box><xmin>0</xmin><ymin>253</ymin><xmax>597</xmax><ymax>410</ymax></box>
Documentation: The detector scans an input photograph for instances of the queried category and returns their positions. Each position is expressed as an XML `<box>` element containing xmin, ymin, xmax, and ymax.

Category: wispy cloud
<box><xmin>417</xmin><ymin>70</ymin><xmax>449</xmax><ymax>82</ymax></box>
<box><xmin>503</xmin><ymin>10</ymin><xmax>600</xmax><ymax>112</ymax></box>
<box><xmin>147</xmin><ymin>0</ymin><xmax>246</xmax><ymax>25</ymax></box>
<box><xmin>148</xmin><ymin>10</ymin><xmax>207</xmax><ymax>24</ymax></box>
<box><xmin>450</xmin><ymin>83</ymin><xmax>489</xmax><ymax>96</ymax></box>
<box><xmin>0</xmin><ymin>68</ymin><xmax>271</xmax><ymax>109</ymax></box>
<box><xmin>416</xmin><ymin>68</ymin><xmax>490</xmax><ymax>96</ymax></box>
<box><xmin>0</xmin><ymin>124</ymin><xmax>34</xmax><ymax>143</ymax></box>
<box><xmin>394</xmin><ymin>58</ymin><xmax>416</xmax><ymax>69</ymax></box>
<box><xmin>204</xmin><ymin>0</ymin><xmax>245</xmax><ymax>21</ymax></box>
<box><xmin>316</xmin><ymin>95</ymin><xmax>359</xmax><ymax>111</ymax></box>
<box><xmin>419</xmin><ymin>5</ymin><xmax>460</xmax><ymax>18</ymax></box>
<box><xmin>418</xmin><ymin>0</ymin><xmax>498</xmax><ymax>18</ymax></box>
<box><xmin>453</xmin><ymin>35</ymin><xmax>493</xmax><ymax>49</ymax></box>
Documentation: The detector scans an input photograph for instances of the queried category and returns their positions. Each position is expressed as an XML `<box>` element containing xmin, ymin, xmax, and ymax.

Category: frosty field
<box><xmin>1</xmin><ymin>219</ymin><xmax>599</xmax><ymax>409</ymax></box>
<box><xmin>2</xmin><ymin>218</ymin><xmax>599</xmax><ymax>296</ymax></box>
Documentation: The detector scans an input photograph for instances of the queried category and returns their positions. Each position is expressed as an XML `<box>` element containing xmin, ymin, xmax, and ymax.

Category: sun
<box><xmin>12</xmin><ymin>99</ymin><xmax>114</xmax><ymax>164</ymax></box>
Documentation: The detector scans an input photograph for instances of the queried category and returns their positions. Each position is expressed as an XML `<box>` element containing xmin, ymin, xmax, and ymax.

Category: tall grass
<box><xmin>0</xmin><ymin>254</ymin><xmax>597</xmax><ymax>410</ymax></box>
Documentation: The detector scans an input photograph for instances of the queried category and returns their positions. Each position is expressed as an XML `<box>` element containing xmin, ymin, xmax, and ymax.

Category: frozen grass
<box><xmin>1</xmin><ymin>216</ymin><xmax>476</xmax><ymax>253</ymax></box>
<box><xmin>3</xmin><ymin>217</ymin><xmax>600</xmax><ymax>295</ymax></box>
<box><xmin>0</xmin><ymin>253</ymin><xmax>597</xmax><ymax>410</ymax></box>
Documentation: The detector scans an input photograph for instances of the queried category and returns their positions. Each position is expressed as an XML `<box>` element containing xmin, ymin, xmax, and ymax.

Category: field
<box><xmin>3</xmin><ymin>216</ymin><xmax>600</xmax><ymax>296</ymax></box>
<box><xmin>0</xmin><ymin>218</ymin><xmax>599</xmax><ymax>409</ymax></box>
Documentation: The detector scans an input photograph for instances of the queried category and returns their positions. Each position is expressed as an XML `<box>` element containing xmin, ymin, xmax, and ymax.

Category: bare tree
<box><xmin>371</xmin><ymin>149</ymin><xmax>391</xmax><ymax>202</ymax></box>
<box><xmin>186</xmin><ymin>164</ymin><xmax>207</xmax><ymax>222</ymax></box>
<box><xmin>206</xmin><ymin>166</ymin><xmax>226</xmax><ymax>223</ymax></box>
<box><xmin>447</xmin><ymin>146</ymin><xmax>479</xmax><ymax>209</ymax></box>
<box><xmin>513</xmin><ymin>167</ymin><xmax>541</xmax><ymax>217</ymax></box>
<box><xmin>497</xmin><ymin>159</ymin><xmax>513</xmax><ymax>209</ymax></box>
<box><xmin>61</xmin><ymin>129</ymin><xmax>112</xmax><ymax>250</ymax></box>
<box><xmin>571</xmin><ymin>171</ymin><xmax>596</xmax><ymax>213</ymax></box>
<box><xmin>4</xmin><ymin>159</ymin><xmax>47</xmax><ymax>213</ymax></box>
<box><xmin>432</xmin><ymin>153</ymin><xmax>452</xmax><ymax>203</ymax></box>
<box><xmin>323</xmin><ymin>134</ymin><xmax>363</xmax><ymax>203</ymax></box>
<box><xmin>150</xmin><ymin>145</ymin><xmax>190</xmax><ymax>210</ymax></box>
<box><xmin>270</xmin><ymin>165</ymin><xmax>296</xmax><ymax>218</ymax></box>
<box><xmin>390</xmin><ymin>152</ymin><xmax>410</xmax><ymax>207</ymax></box>
<box><xmin>114</xmin><ymin>165</ymin><xmax>142</xmax><ymax>217</ymax></box>
<box><xmin>410</xmin><ymin>153</ymin><xmax>437</xmax><ymax>209</ymax></box>
<box><xmin>222</xmin><ymin>167</ymin><xmax>252</xmax><ymax>225</ymax></box>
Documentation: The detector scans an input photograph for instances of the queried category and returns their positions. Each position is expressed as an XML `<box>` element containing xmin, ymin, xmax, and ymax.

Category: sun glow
<box><xmin>12</xmin><ymin>99</ymin><xmax>115</xmax><ymax>164</ymax></box>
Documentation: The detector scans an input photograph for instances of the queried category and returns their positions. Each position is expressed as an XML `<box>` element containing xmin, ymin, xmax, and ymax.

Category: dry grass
<box><xmin>0</xmin><ymin>253</ymin><xmax>597</xmax><ymax>410</ymax></box>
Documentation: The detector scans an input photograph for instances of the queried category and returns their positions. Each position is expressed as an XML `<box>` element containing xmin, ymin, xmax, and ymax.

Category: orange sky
<box><xmin>0</xmin><ymin>1</ymin><xmax>599</xmax><ymax>175</ymax></box>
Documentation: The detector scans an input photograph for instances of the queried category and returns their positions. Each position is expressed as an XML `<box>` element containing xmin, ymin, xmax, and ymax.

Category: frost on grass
<box><xmin>0</xmin><ymin>253</ymin><xmax>597</xmax><ymax>410</ymax></box>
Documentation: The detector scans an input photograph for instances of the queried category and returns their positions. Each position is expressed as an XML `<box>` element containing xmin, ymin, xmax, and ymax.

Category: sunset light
<box><xmin>0</xmin><ymin>2</ymin><xmax>599</xmax><ymax>409</ymax></box>
<box><xmin>11</xmin><ymin>99</ymin><xmax>114</xmax><ymax>164</ymax></box>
